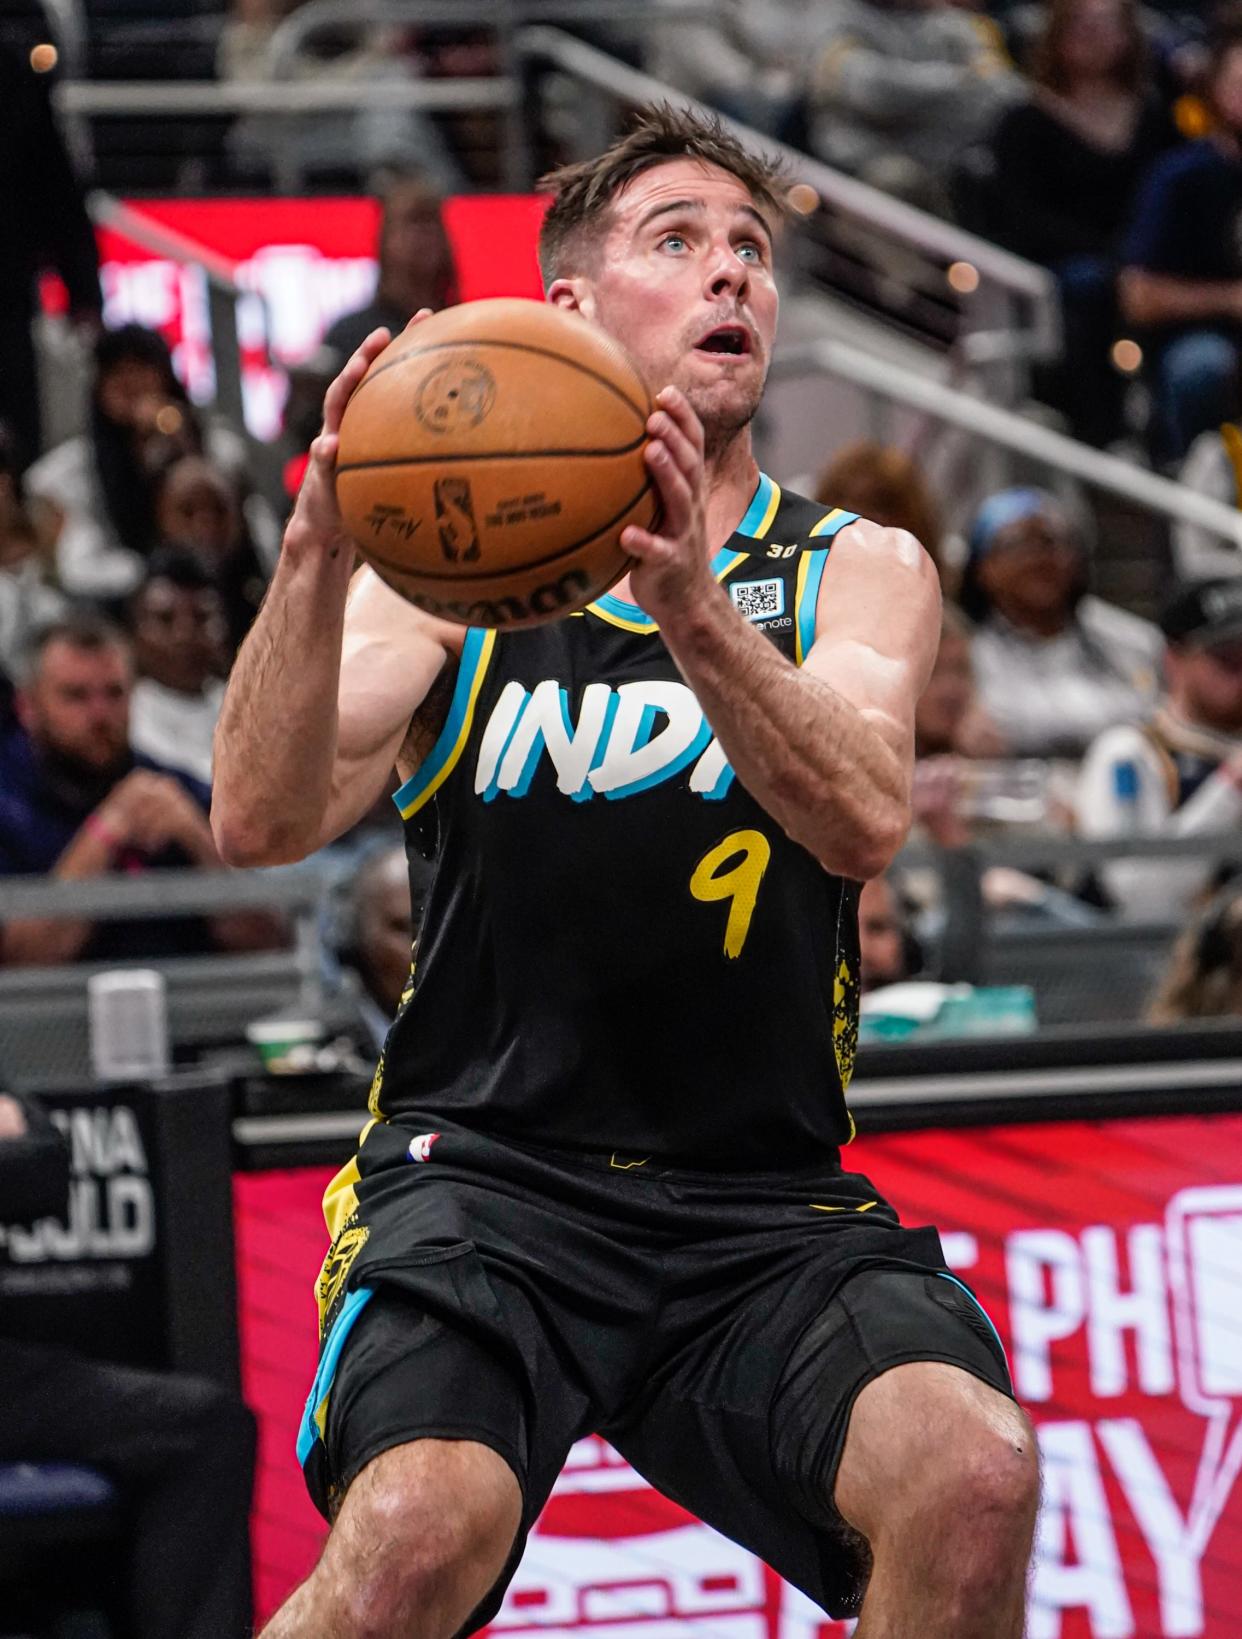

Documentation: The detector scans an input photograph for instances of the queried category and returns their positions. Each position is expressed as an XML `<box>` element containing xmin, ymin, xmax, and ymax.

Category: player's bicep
<box><xmin>802</xmin><ymin>521</ymin><xmax>941</xmax><ymax>760</ymax></box>
<box><xmin>322</xmin><ymin>567</ymin><xmax>452</xmax><ymax>839</ymax></box>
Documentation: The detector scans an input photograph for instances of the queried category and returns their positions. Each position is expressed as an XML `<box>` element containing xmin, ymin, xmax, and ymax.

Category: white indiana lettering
<box><xmin>1084</xmin><ymin>1225</ymin><xmax>1174</xmax><ymax>1399</ymax></box>
<box><xmin>1030</xmin><ymin>1421</ymin><xmax>1133</xmax><ymax>1639</ymax></box>
<box><xmin>474</xmin><ymin>679</ymin><xmax>733</xmax><ymax>802</ymax></box>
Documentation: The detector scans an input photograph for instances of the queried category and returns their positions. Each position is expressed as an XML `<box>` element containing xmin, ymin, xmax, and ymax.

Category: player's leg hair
<box><xmin>834</xmin><ymin>1362</ymin><xmax>1039</xmax><ymax>1639</ymax></box>
<box><xmin>260</xmin><ymin>1436</ymin><xmax>522</xmax><ymax>1639</ymax></box>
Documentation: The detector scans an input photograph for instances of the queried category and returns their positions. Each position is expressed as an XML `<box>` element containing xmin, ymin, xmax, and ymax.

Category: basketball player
<box><xmin>213</xmin><ymin>107</ymin><xmax>1039</xmax><ymax>1638</ymax></box>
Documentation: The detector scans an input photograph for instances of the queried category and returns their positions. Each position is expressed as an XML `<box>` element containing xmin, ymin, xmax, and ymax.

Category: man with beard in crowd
<box><xmin>0</xmin><ymin>611</ymin><xmax>275</xmax><ymax>963</ymax></box>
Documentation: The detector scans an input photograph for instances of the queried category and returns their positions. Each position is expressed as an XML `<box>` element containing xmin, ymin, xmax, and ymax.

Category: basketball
<box><xmin>335</xmin><ymin>298</ymin><xmax>655</xmax><ymax>628</ymax></box>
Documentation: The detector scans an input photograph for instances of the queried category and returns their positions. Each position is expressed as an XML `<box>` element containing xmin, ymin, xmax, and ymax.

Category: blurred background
<box><xmin>3</xmin><ymin>1</ymin><xmax>1242</xmax><ymax>1635</ymax></box>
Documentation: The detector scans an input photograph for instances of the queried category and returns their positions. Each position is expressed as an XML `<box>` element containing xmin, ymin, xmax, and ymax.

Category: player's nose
<box><xmin>704</xmin><ymin>242</ymin><xmax>750</xmax><ymax>301</ymax></box>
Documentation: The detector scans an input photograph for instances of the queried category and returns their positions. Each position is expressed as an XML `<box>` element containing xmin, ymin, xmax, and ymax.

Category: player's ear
<box><xmin>547</xmin><ymin>278</ymin><xmax>596</xmax><ymax>322</ymax></box>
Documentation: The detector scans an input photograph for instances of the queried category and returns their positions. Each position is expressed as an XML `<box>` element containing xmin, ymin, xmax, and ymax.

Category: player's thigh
<box><xmin>771</xmin><ymin>1267</ymin><xmax>1017</xmax><ymax>1534</ymax></box>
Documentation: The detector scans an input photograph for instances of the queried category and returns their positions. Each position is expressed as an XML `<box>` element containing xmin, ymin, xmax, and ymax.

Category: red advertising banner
<box><xmin>234</xmin><ymin>1111</ymin><xmax>1242</xmax><ymax>1637</ymax></box>
<box><xmin>82</xmin><ymin>194</ymin><xmax>547</xmax><ymax>438</ymax></box>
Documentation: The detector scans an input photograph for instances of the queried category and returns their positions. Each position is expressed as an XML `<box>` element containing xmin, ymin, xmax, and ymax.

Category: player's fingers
<box><xmin>646</xmin><ymin>409</ymin><xmax>700</xmax><ymax>483</ymax></box>
<box><xmin>322</xmin><ymin>328</ymin><xmax>391</xmax><ymax>433</ymax></box>
<box><xmin>403</xmin><ymin>307</ymin><xmax>435</xmax><ymax>332</ymax></box>
<box><xmin>655</xmin><ymin>386</ymin><xmax>705</xmax><ymax>458</ymax></box>
<box><xmin>645</xmin><ymin>439</ymin><xmax>694</xmax><ymax>538</ymax></box>
<box><xmin>620</xmin><ymin>524</ymin><xmax>672</xmax><ymax>560</ymax></box>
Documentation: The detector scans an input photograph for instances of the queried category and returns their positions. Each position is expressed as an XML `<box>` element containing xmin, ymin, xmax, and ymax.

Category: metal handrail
<box><xmin>514</xmin><ymin>26</ymin><xmax>1060</xmax><ymax>353</ymax></box>
<box><xmin>0</xmin><ymin>866</ymin><xmax>333</xmax><ymax>921</ymax></box>
<box><xmin>57</xmin><ymin>76</ymin><xmax>516</xmax><ymax>117</ymax></box>
<box><xmin>773</xmin><ymin>336</ymin><xmax>1242</xmax><ymax>547</ymax></box>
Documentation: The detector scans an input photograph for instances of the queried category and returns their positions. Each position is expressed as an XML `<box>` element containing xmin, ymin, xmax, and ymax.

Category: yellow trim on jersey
<box><xmin>588</xmin><ymin>550</ymin><xmax>749</xmax><ymax>634</ymax></box>
<box><xmin>810</xmin><ymin>508</ymin><xmax>845</xmax><ymax>537</ymax></box>
<box><xmin>751</xmin><ymin>478</ymin><xmax>782</xmax><ymax>540</ymax></box>
<box><xmin>394</xmin><ymin>628</ymin><xmax>496</xmax><ymax>819</ymax></box>
<box><xmin>810</xmin><ymin>1199</ymin><xmax>876</xmax><ymax>1213</ymax></box>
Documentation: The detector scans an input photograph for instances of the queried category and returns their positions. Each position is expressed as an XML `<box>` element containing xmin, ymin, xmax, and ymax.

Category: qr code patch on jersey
<box><xmin>730</xmin><ymin>577</ymin><xmax>786</xmax><ymax>622</ymax></box>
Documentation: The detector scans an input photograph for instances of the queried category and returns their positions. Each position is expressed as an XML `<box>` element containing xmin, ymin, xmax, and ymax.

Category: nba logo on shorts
<box><xmin>407</xmin><ymin>1132</ymin><xmax>441</xmax><ymax>1163</ymax></box>
<box><xmin>435</xmin><ymin>477</ymin><xmax>481</xmax><ymax>563</ymax></box>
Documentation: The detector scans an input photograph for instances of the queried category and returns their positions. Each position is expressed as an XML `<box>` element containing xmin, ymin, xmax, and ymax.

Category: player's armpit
<box><xmin>320</xmin><ymin>568</ymin><xmax>461</xmax><ymax>846</ymax></box>
<box><xmin>803</xmin><ymin>519</ymin><xmax>941</xmax><ymax>767</ymax></box>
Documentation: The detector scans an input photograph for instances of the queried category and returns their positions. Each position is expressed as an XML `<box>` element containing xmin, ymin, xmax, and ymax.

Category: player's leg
<box><xmin>833</xmin><ymin>1361</ymin><xmax>1038</xmax><ymax>1639</ymax></box>
<box><xmin>261</xmin><ymin>1435</ymin><xmax>521</xmax><ymax>1639</ymax></box>
<box><xmin>772</xmin><ymin>1267</ymin><xmax>1038</xmax><ymax>1638</ymax></box>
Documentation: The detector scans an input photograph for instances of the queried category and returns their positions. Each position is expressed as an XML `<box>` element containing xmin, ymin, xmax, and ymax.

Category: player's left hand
<box><xmin>621</xmin><ymin>387</ymin><xmax>716</xmax><ymax>619</ymax></box>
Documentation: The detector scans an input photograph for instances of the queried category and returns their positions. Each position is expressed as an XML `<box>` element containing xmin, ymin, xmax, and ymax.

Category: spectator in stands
<box><xmin>808</xmin><ymin>0</ymin><xmax>1020</xmax><ymax>212</ymax></box>
<box><xmin>0</xmin><ymin>1090</ymin><xmax>257</xmax><ymax>1639</ymax></box>
<box><xmin>814</xmin><ymin>441</ymin><xmax>945</xmax><ymax>577</ymax></box>
<box><xmin>1078</xmin><ymin>576</ymin><xmax>1242</xmax><ymax>917</ymax></box>
<box><xmin>340</xmin><ymin>844</ymin><xmax>431</xmax><ymax>1049</ymax></box>
<box><xmin>1150</xmin><ymin>881</ymin><xmax>1242</xmax><ymax>1020</ymax></box>
<box><xmin>323</xmin><ymin>174</ymin><xmax>459</xmax><ymax>362</ymax></box>
<box><xmin>152</xmin><ymin>455</ymin><xmax>276</xmax><ymax>658</ymax></box>
<box><xmin>0</xmin><ymin>613</ymin><xmax>277</xmax><ymax>964</ymax></box>
<box><xmin>0</xmin><ymin>423</ymin><xmax>65</xmax><ymax>683</ymax></box>
<box><xmin>859</xmin><ymin>872</ymin><xmax>922</xmax><ymax>992</ymax></box>
<box><xmin>25</xmin><ymin>326</ymin><xmax>259</xmax><ymax>603</ymax></box>
<box><xmin>988</xmin><ymin>0</ymin><xmax>1176</xmax><ymax>446</ymax></box>
<box><xmin>1172</xmin><ymin>386</ymin><xmax>1242</xmax><ymax>580</ymax></box>
<box><xmin>1120</xmin><ymin>19</ymin><xmax>1242</xmax><ymax>461</ymax></box>
<box><xmin>648</xmin><ymin>0</ymin><xmax>814</xmax><ymax>141</ymax></box>
<box><xmin>960</xmin><ymin>487</ymin><xmax>1162</xmax><ymax>756</ymax></box>
<box><xmin>220</xmin><ymin>0</ymin><xmax>464</xmax><ymax>192</ymax></box>
<box><xmin>128</xmin><ymin>550</ymin><xmax>229</xmax><ymax>786</ymax></box>
<box><xmin>0</xmin><ymin>41</ymin><xmax>100</xmax><ymax>471</ymax></box>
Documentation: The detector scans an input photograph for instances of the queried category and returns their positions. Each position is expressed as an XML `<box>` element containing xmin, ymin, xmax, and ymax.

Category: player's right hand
<box><xmin>285</xmin><ymin>311</ymin><xmax>434</xmax><ymax>564</ymax></box>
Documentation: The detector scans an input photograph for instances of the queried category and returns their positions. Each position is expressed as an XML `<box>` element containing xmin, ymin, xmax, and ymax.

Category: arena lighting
<box><xmin>786</xmin><ymin>182</ymin><xmax>820</xmax><ymax>216</ymax></box>
<box><xmin>1112</xmin><ymin>338</ymin><xmax>1144</xmax><ymax>374</ymax></box>
<box><xmin>947</xmin><ymin>260</ymin><xmax>980</xmax><ymax>295</ymax></box>
<box><xmin>30</xmin><ymin>42</ymin><xmax>58</xmax><ymax>73</ymax></box>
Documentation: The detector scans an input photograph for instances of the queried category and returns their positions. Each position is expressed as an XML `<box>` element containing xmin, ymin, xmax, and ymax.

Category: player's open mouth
<box><xmin>694</xmin><ymin>325</ymin><xmax>752</xmax><ymax>357</ymax></box>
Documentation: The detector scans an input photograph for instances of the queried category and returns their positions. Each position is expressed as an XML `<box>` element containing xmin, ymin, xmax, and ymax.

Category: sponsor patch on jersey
<box><xmin>407</xmin><ymin>1132</ymin><xmax>441</xmax><ymax>1163</ymax></box>
<box><xmin>730</xmin><ymin>577</ymin><xmax>785</xmax><ymax>623</ymax></box>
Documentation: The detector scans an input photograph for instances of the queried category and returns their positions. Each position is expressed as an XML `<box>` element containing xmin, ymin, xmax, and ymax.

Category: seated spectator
<box><xmin>1120</xmin><ymin>20</ymin><xmax>1242</xmax><ymax>461</ymax></box>
<box><xmin>0</xmin><ymin>1090</ymin><xmax>256</xmax><ymax>1639</ymax></box>
<box><xmin>128</xmin><ymin>550</ymin><xmax>229</xmax><ymax>785</ymax></box>
<box><xmin>339</xmin><ymin>844</ymin><xmax>432</xmax><ymax>1050</ymax></box>
<box><xmin>859</xmin><ymin>872</ymin><xmax>922</xmax><ymax>992</ymax></box>
<box><xmin>0</xmin><ymin>421</ymin><xmax>65</xmax><ymax>681</ymax></box>
<box><xmin>648</xmin><ymin>0</ymin><xmax>813</xmax><ymax>141</ymax></box>
<box><xmin>808</xmin><ymin>0</ymin><xmax>1020</xmax><ymax>213</ymax></box>
<box><xmin>1149</xmin><ymin>881</ymin><xmax>1242</xmax><ymax>1020</ymax></box>
<box><xmin>220</xmin><ymin>0</ymin><xmax>464</xmax><ymax>192</ymax></box>
<box><xmin>0</xmin><ymin>613</ymin><xmax>278</xmax><ymax>964</ymax></box>
<box><xmin>152</xmin><ymin>455</ymin><xmax>276</xmax><ymax>657</ymax></box>
<box><xmin>24</xmin><ymin>326</ymin><xmax>255</xmax><ymax>602</ymax></box>
<box><xmin>989</xmin><ymin>0</ymin><xmax>1176</xmax><ymax>446</ymax></box>
<box><xmin>1173</xmin><ymin>400</ymin><xmax>1242</xmax><ymax>580</ymax></box>
<box><xmin>814</xmin><ymin>441</ymin><xmax>944</xmax><ymax>577</ymax></box>
<box><xmin>1078</xmin><ymin>576</ymin><xmax>1242</xmax><ymax>918</ymax></box>
<box><xmin>323</xmin><ymin>173</ymin><xmax>459</xmax><ymax>363</ymax></box>
<box><xmin>960</xmin><ymin>487</ymin><xmax>1162</xmax><ymax>756</ymax></box>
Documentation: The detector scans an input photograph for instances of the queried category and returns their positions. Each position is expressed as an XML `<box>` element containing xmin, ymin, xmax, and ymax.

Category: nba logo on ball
<box><xmin>407</xmin><ymin>1133</ymin><xmax>440</xmax><ymax>1163</ymax></box>
<box><xmin>435</xmin><ymin>478</ymin><xmax>480</xmax><ymax>563</ymax></box>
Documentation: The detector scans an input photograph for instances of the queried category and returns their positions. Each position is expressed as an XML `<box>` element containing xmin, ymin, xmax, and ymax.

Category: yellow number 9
<box><xmin>690</xmin><ymin>829</ymin><xmax>772</xmax><ymax>959</ymax></box>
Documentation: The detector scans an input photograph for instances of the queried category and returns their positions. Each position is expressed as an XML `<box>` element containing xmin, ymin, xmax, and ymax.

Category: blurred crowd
<box><xmin>4</xmin><ymin>0</ymin><xmax>1242</xmax><ymax>1040</ymax></box>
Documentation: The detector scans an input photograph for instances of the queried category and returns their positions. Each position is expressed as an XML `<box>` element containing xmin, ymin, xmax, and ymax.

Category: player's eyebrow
<box><xmin>636</xmin><ymin>198</ymin><xmax>773</xmax><ymax>246</ymax></box>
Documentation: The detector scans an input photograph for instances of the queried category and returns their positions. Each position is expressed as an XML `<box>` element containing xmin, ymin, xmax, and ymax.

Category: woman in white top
<box><xmin>959</xmin><ymin>487</ymin><xmax>1162</xmax><ymax>757</ymax></box>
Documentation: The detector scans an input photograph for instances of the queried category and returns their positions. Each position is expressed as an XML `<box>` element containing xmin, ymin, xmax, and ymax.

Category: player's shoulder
<box><xmin>726</xmin><ymin>476</ymin><xmax>862</xmax><ymax>561</ymax></box>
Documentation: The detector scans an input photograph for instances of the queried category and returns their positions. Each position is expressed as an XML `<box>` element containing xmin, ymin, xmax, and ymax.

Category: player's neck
<box><xmin>702</xmin><ymin>429</ymin><xmax>761</xmax><ymax>554</ymax></box>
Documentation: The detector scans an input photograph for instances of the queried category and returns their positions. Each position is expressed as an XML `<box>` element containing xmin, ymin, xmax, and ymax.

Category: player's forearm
<box><xmin>661</xmin><ymin>588</ymin><xmax>909</xmax><ymax>879</ymax></box>
<box><xmin>211</xmin><ymin>544</ymin><xmax>355</xmax><ymax>865</ymax></box>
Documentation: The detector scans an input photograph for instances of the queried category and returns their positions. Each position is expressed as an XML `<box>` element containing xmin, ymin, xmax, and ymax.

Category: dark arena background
<box><xmin>2</xmin><ymin>2</ymin><xmax>1242</xmax><ymax>1636</ymax></box>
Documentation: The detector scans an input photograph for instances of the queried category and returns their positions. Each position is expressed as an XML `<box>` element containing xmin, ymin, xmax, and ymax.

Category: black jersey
<box><xmin>371</xmin><ymin>476</ymin><xmax>864</xmax><ymax>1168</ymax></box>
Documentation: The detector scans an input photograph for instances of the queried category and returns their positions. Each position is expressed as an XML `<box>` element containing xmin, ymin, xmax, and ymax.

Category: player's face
<box><xmin>565</xmin><ymin>160</ymin><xmax>778</xmax><ymax>444</ymax></box>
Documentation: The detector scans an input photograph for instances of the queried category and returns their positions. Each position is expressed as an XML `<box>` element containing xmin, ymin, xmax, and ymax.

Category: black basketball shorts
<box><xmin>298</xmin><ymin>1115</ymin><xmax>1013</xmax><ymax>1628</ymax></box>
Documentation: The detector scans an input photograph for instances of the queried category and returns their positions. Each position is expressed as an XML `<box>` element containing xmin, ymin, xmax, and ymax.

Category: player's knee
<box><xmin>908</xmin><ymin>1400</ymin><xmax>1040</xmax><ymax>1551</ymax></box>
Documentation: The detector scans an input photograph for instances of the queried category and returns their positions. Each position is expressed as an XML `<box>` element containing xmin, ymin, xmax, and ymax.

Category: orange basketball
<box><xmin>335</xmin><ymin>298</ymin><xmax>655</xmax><ymax>628</ymax></box>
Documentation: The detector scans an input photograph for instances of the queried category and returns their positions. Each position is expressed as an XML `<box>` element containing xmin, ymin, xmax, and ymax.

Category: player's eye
<box><xmin>660</xmin><ymin>234</ymin><xmax>688</xmax><ymax>253</ymax></box>
<box><xmin>736</xmin><ymin>241</ymin><xmax>764</xmax><ymax>264</ymax></box>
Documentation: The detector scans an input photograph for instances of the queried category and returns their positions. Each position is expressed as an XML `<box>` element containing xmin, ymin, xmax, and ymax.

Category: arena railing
<box><xmin>769</xmin><ymin>336</ymin><xmax>1242</xmax><ymax>551</ymax></box>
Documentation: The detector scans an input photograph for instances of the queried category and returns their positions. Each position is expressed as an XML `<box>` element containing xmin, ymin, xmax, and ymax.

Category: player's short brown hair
<box><xmin>537</xmin><ymin>104</ymin><xmax>788</xmax><ymax>284</ymax></box>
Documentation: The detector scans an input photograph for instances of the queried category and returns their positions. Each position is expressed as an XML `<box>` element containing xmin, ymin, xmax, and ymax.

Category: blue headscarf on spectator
<box><xmin>958</xmin><ymin>486</ymin><xmax>1087</xmax><ymax>624</ymax></box>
